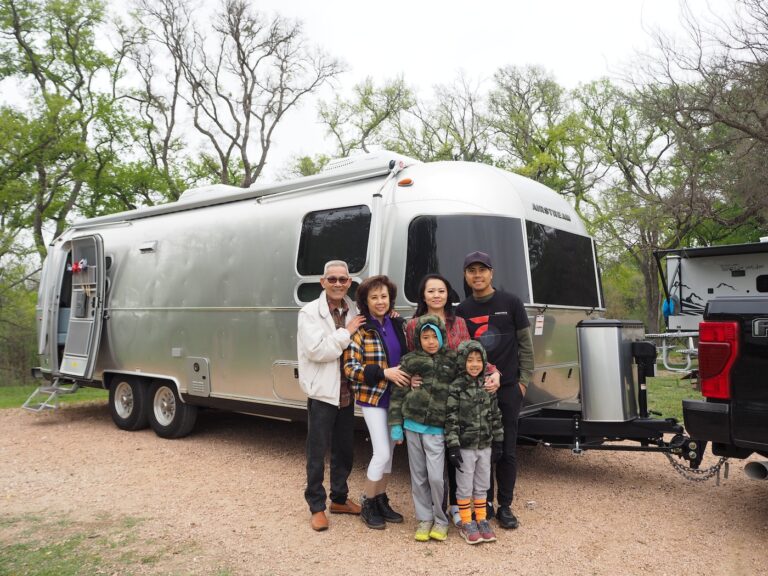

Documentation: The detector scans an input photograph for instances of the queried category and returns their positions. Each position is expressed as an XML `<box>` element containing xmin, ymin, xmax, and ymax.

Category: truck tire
<box><xmin>108</xmin><ymin>376</ymin><xmax>149</xmax><ymax>431</ymax></box>
<box><xmin>148</xmin><ymin>381</ymin><xmax>198</xmax><ymax>439</ymax></box>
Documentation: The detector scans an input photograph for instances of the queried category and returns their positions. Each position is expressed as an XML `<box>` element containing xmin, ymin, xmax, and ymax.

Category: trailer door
<box><xmin>59</xmin><ymin>235</ymin><xmax>106</xmax><ymax>379</ymax></box>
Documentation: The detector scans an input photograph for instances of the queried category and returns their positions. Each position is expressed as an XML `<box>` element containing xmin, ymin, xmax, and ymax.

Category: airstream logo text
<box><xmin>753</xmin><ymin>318</ymin><xmax>768</xmax><ymax>338</ymax></box>
<box><xmin>532</xmin><ymin>204</ymin><xmax>571</xmax><ymax>222</ymax></box>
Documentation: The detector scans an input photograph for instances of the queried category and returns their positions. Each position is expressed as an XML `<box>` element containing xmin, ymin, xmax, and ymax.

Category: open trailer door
<box><xmin>59</xmin><ymin>235</ymin><xmax>106</xmax><ymax>380</ymax></box>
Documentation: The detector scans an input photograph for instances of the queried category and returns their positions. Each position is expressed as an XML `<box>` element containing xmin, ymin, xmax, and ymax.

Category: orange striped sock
<box><xmin>474</xmin><ymin>498</ymin><xmax>487</xmax><ymax>521</ymax></box>
<box><xmin>457</xmin><ymin>498</ymin><xmax>472</xmax><ymax>525</ymax></box>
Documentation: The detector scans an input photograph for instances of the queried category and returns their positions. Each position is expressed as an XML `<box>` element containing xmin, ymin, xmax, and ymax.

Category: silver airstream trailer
<box><xmin>33</xmin><ymin>151</ymin><xmax>689</xmax><ymax>455</ymax></box>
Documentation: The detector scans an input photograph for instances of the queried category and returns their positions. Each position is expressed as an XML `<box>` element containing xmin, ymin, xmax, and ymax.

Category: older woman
<box><xmin>343</xmin><ymin>275</ymin><xmax>410</xmax><ymax>530</ymax></box>
<box><xmin>405</xmin><ymin>273</ymin><xmax>501</xmax><ymax>526</ymax></box>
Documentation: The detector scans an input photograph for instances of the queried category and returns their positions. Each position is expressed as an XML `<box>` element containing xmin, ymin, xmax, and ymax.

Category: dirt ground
<box><xmin>1</xmin><ymin>402</ymin><xmax>767</xmax><ymax>576</ymax></box>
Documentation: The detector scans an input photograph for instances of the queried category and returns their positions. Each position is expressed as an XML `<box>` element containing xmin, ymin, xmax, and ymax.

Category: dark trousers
<box><xmin>305</xmin><ymin>398</ymin><xmax>355</xmax><ymax>513</ymax></box>
<box><xmin>446</xmin><ymin>456</ymin><xmax>458</xmax><ymax>507</ymax></box>
<box><xmin>489</xmin><ymin>383</ymin><xmax>523</xmax><ymax>507</ymax></box>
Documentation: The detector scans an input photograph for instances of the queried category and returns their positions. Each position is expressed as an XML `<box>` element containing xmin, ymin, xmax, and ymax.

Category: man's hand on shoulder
<box><xmin>483</xmin><ymin>371</ymin><xmax>501</xmax><ymax>393</ymax></box>
<box><xmin>346</xmin><ymin>314</ymin><xmax>365</xmax><ymax>333</ymax></box>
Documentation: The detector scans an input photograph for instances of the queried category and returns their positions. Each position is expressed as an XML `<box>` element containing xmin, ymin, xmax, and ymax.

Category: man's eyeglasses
<box><xmin>324</xmin><ymin>276</ymin><xmax>350</xmax><ymax>285</ymax></box>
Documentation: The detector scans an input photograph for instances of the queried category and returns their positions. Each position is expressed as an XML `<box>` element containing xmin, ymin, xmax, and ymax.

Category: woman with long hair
<box><xmin>405</xmin><ymin>274</ymin><xmax>469</xmax><ymax>351</ymax></box>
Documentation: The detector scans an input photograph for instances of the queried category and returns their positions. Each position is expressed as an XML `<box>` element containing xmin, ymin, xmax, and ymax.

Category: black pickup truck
<box><xmin>682</xmin><ymin>295</ymin><xmax>768</xmax><ymax>479</ymax></box>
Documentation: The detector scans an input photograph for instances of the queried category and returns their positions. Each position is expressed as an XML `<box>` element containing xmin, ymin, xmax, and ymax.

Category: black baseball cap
<box><xmin>463</xmin><ymin>251</ymin><xmax>493</xmax><ymax>269</ymax></box>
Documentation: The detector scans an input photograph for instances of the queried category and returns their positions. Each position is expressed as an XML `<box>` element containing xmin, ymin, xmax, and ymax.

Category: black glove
<box><xmin>447</xmin><ymin>446</ymin><xmax>463</xmax><ymax>472</ymax></box>
<box><xmin>491</xmin><ymin>441</ymin><xmax>504</xmax><ymax>464</ymax></box>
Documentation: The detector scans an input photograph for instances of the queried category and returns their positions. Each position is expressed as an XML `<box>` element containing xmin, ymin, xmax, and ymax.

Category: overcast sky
<box><xmin>252</xmin><ymin>0</ymin><xmax>735</xmax><ymax>179</ymax></box>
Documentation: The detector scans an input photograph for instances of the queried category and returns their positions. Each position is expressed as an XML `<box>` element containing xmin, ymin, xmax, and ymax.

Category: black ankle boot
<box><xmin>360</xmin><ymin>496</ymin><xmax>385</xmax><ymax>530</ymax></box>
<box><xmin>375</xmin><ymin>493</ymin><xmax>404</xmax><ymax>523</ymax></box>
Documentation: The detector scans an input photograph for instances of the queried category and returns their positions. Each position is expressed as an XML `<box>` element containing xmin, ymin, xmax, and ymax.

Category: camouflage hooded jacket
<box><xmin>388</xmin><ymin>315</ymin><xmax>458</xmax><ymax>428</ymax></box>
<box><xmin>445</xmin><ymin>340</ymin><xmax>504</xmax><ymax>449</ymax></box>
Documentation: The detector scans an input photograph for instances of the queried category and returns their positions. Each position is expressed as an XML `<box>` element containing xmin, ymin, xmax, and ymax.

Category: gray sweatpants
<box><xmin>405</xmin><ymin>429</ymin><xmax>449</xmax><ymax>526</ymax></box>
<box><xmin>455</xmin><ymin>447</ymin><xmax>492</xmax><ymax>500</ymax></box>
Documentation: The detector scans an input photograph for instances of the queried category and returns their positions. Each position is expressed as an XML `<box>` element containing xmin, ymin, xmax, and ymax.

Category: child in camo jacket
<box><xmin>445</xmin><ymin>339</ymin><xmax>504</xmax><ymax>544</ymax></box>
<box><xmin>389</xmin><ymin>315</ymin><xmax>457</xmax><ymax>542</ymax></box>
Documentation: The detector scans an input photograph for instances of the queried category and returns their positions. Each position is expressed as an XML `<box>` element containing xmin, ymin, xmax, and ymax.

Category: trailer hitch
<box><xmin>667</xmin><ymin>434</ymin><xmax>705</xmax><ymax>468</ymax></box>
<box><xmin>663</xmin><ymin>434</ymin><xmax>731</xmax><ymax>484</ymax></box>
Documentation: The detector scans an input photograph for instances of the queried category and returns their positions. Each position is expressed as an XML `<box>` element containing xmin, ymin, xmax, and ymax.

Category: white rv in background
<box><xmin>656</xmin><ymin>241</ymin><xmax>768</xmax><ymax>331</ymax></box>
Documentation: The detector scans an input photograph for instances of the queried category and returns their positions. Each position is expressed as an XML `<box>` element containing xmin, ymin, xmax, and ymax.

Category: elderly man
<box><xmin>297</xmin><ymin>260</ymin><xmax>366</xmax><ymax>531</ymax></box>
<box><xmin>456</xmin><ymin>251</ymin><xmax>534</xmax><ymax>530</ymax></box>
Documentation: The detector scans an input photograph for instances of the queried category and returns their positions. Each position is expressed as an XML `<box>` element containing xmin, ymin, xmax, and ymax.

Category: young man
<box><xmin>297</xmin><ymin>260</ymin><xmax>366</xmax><ymax>531</ymax></box>
<box><xmin>456</xmin><ymin>251</ymin><xmax>534</xmax><ymax>530</ymax></box>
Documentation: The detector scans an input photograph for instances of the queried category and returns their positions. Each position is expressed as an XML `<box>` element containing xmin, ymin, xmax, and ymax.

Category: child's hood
<box><xmin>413</xmin><ymin>314</ymin><xmax>448</xmax><ymax>353</ymax></box>
<box><xmin>456</xmin><ymin>339</ymin><xmax>487</xmax><ymax>377</ymax></box>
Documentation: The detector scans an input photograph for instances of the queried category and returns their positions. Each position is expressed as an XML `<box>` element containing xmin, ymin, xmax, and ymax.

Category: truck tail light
<box><xmin>698</xmin><ymin>321</ymin><xmax>739</xmax><ymax>399</ymax></box>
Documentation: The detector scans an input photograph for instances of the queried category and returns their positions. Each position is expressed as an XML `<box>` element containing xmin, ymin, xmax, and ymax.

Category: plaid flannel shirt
<box><xmin>343</xmin><ymin>317</ymin><xmax>406</xmax><ymax>406</ymax></box>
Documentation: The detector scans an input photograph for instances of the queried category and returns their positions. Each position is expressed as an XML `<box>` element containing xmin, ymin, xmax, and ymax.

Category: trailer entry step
<box><xmin>22</xmin><ymin>379</ymin><xmax>80</xmax><ymax>413</ymax></box>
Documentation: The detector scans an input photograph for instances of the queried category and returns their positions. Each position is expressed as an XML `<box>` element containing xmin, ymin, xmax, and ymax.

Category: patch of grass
<box><xmin>646</xmin><ymin>372</ymin><xmax>702</xmax><ymax>422</ymax></box>
<box><xmin>0</xmin><ymin>385</ymin><xmax>107</xmax><ymax>409</ymax></box>
<box><xmin>0</xmin><ymin>533</ymin><xmax>104</xmax><ymax>576</ymax></box>
<box><xmin>0</xmin><ymin>513</ymin><xmax>158</xmax><ymax>576</ymax></box>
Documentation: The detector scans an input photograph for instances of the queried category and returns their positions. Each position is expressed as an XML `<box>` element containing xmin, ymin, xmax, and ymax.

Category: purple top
<box><xmin>356</xmin><ymin>315</ymin><xmax>403</xmax><ymax>409</ymax></box>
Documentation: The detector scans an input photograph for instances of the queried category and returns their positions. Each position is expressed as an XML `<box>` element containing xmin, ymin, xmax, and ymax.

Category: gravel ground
<box><xmin>1</xmin><ymin>402</ymin><xmax>767</xmax><ymax>576</ymax></box>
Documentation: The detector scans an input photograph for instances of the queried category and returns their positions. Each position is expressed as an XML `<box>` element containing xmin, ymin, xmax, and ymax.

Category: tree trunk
<box><xmin>640</xmin><ymin>253</ymin><xmax>660</xmax><ymax>333</ymax></box>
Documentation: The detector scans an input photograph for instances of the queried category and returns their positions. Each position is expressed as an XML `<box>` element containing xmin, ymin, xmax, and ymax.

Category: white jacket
<box><xmin>297</xmin><ymin>292</ymin><xmax>358</xmax><ymax>406</ymax></box>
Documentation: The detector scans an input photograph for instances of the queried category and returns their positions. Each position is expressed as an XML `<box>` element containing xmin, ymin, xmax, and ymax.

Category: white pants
<box><xmin>361</xmin><ymin>405</ymin><xmax>396</xmax><ymax>482</ymax></box>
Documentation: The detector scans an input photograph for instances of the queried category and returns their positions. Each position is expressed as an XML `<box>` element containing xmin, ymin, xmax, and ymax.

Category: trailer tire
<box><xmin>148</xmin><ymin>381</ymin><xmax>197</xmax><ymax>439</ymax></box>
<box><xmin>108</xmin><ymin>376</ymin><xmax>149</xmax><ymax>431</ymax></box>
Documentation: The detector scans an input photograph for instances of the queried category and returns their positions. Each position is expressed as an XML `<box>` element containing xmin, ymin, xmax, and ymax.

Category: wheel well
<box><xmin>104</xmin><ymin>372</ymin><xmax>180</xmax><ymax>395</ymax></box>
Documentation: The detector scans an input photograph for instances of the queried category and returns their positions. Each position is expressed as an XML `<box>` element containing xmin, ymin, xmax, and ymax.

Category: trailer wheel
<box><xmin>108</xmin><ymin>376</ymin><xmax>149</xmax><ymax>431</ymax></box>
<box><xmin>148</xmin><ymin>381</ymin><xmax>198</xmax><ymax>439</ymax></box>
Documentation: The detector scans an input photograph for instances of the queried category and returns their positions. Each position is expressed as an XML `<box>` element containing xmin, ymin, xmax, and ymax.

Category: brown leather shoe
<box><xmin>329</xmin><ymin>499</ymin><xmax>362</xmax><ymax>515</ymax></box>
<box><xmin>310</xmin><ymin>511</ymin><xmax>329</xmax><ymax>531</ymax></box>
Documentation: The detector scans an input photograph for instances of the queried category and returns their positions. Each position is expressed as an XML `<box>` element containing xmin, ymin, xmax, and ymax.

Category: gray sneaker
<box><xmin>458</xmin><ymin>521</ymin><xmax>482</xmax><ymax>545</ymax></box>
<box><xmin>477</xmin><ymin>519</ymin><xmax>497</xmax><ymax>542</ymax></box>
<box><xmin>449</xmin><ymin>505</ymin><xmax>461</xmax><ymax>527</ymax></box>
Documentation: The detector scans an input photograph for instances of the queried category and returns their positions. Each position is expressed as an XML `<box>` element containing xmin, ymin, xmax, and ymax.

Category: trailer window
<box><xmin>405</xmin><ymin>215</ymin><xmax>529</xmax><ymax>303</ymax></box>
<box><xmin>297</xmin><ymin>205</ymin><xmax>371</xmax><ymax>276</ymax></box>
<box><xmin>526</xmin><ymin>222</ymin><xmax>600</xmax><ymax>307</ymax></box>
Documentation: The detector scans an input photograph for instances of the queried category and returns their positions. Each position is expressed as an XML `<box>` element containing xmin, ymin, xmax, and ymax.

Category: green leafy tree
<box><xmin>319</xmin><ymin>76</ymin><xmax>414</xmax><ymax>156</ymax></box>
<box><xmin>0</xmin><ymin>0</ymin><xmax>137</xmax><ymax>258</ymax></box>
<box><xmin>0</xmin><ymin>262</ymin><xmax>37</xmax><ymax>385</ymax></box>
<box><xmin>389</xmin><ymin>74</ymin><xmax>493</xmax><ymax>163</ymax></box>
<box><xmin>280</xmin><ymin>153</ymin><xmax>331</xmax><ymax>178</ymax></box>
<box><xmin>600</xmin><ymin>257</ymin><xmax>647</xmax><ymax>321</ymax></box>
<box><xmin>487</xmin><ymin>66</ymin><xmax>608</xmax><ymax>212</ymax></box>
<box><xmin>489</xmin><ymin>66</ymin><xmax>570</xmax><ymax>186</ymax></box>
<box><xmin>574</xmin><ymin>79</ymin><xmax>746</xmax><ymax>331</ymax></box>
<box><xmin>637</xmin><ymin>0</ymin><xmax>768</xmax><ymax>231</ymax></box>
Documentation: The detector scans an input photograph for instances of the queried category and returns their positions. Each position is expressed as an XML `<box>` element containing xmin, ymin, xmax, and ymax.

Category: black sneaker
<box><xmin>361</xmin><ymin>496</ymin><xmax>385</xmax><ymax>530</ymax></box>
<box><xmin>496</xmin><ymin>505</ymin><xmax>519</xmax><ymax>529</ymax></box>
<box><xmin>486</xmin><ymin>501</ymin><xmax>495</xmax><ymax>520</ymax></box>
<box><xmin>375</xmin><ymin>493</ymin><xmax>404</xmax><ymax>523</ymax></box>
